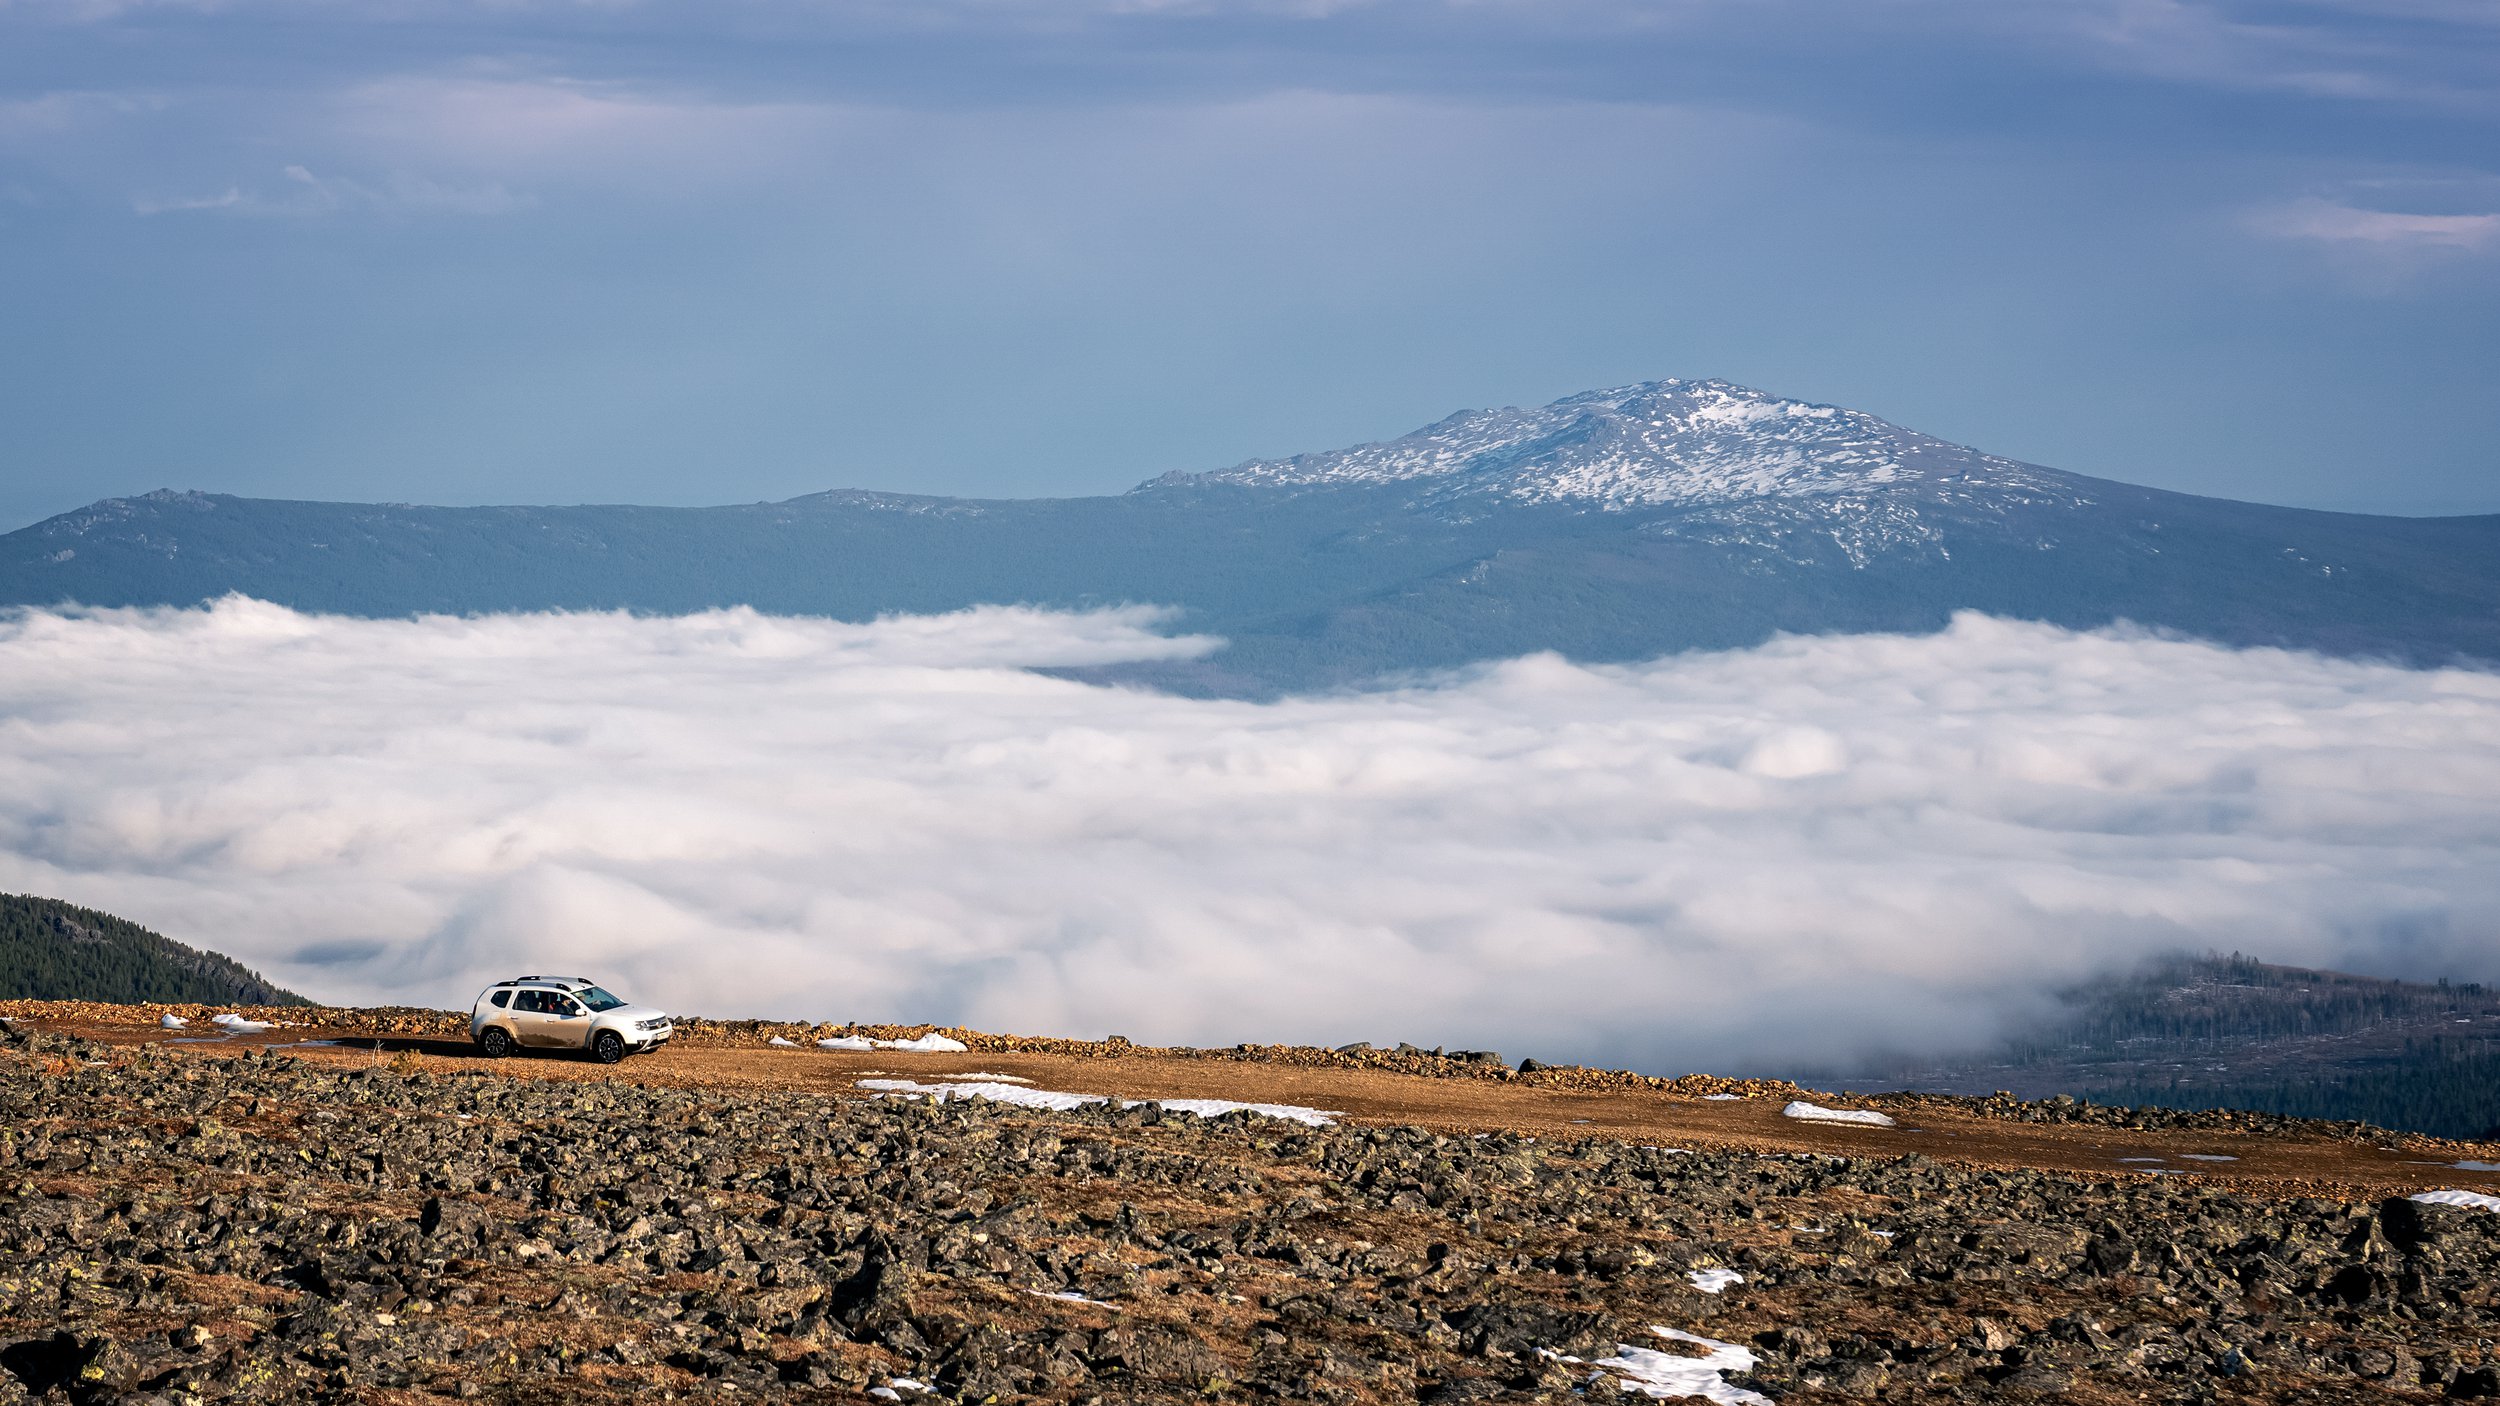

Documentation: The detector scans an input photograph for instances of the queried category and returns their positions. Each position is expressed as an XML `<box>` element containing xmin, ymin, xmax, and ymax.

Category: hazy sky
<box><xmin>3</xmin><ymin>0</ymin><xmax>2496</xmax><ymax>533</ymax></box>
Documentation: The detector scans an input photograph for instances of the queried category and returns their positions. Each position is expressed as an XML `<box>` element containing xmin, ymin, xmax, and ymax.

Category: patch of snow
<box><xmin>2453</xmin><ymin>1161</ymin><xmax>2500</xmax><ymax>1172</ymax></box>
<box><xmin>890</xmin><ymin>1378</ymin><xmax>930</xmax><ymax>1393</ymax></box>
<box><xmin>936</xmin><ymin>1071</ymin><xmax>1034</xmax><ymax>1083</ymax></box>
<box><xmin>861</xmin><ymin>1079</ymin><xmax>1100</xmax><ymax>1113</ymax></box>
<box><xmin>159</xmin><ymin>1013</ymin><xmax>187</xmax><ymax>1029</ymax></box>
<box><xmin>767</xmin><ymin>1036</ymin><xmax>798</xmax><ymax>1047</ymax></box>
<box><xmin>1686</xmin><ymin>1268</ymin><xmax>1743</xmax><ymax>1294</ymax></box>
<box><xmin>2119</xmin><ymin>1157</ymin><xmax>2166</xmax><ymax>1164</ymax></box>
<box><xmin>856</xmin><ymin>1079</ymin><xmax>1337</xmax><ymax>1126</ymax></box>
<box><xmin>2412</xmin><ymin>1189</ymin><xmax>2500</xmax><ymax>1213</ymax></box>
<box><xmin>1584</xmin><ymin>1327</ymin><xmax>1770</xmax><ymax>1404</ymax></box>
<box><xmin>1152</xmin><ymin>1096</ymin><xmax>1338</xmax><ymax>1127</ymax></box>
<box><xmin>1701</xmin><ymin>1093</ymin><xmax>1745</xmax><ymax>1101</ymax></box>
<box><xmin>209</xmin><ymin>1014</ymin><xmax>274</xmax><ymax>1033</ymax></box>
<box><xmin>1781</xmin><ymin>1100</ymin><xmax>1896</xmax><ymax>1128</ymax></box>
<box><xmin>1026</xmin><ymin>1289</ymin><xmax>1102</xmax><ymax>1304</ymax></box>
<box><xmin>868</xmin><ymin>1390</ymin><xmax>900</xmax><ymax>1402</ymax></box>
<box><xmin>1150</xmin><ymin>378</ymin><xmax>2070</xmax><ymax>522</ymax></box>
<box><xmin>2179</xmin><ymin>1154</ymin><xmax>2239</xmax><ymax>1163</ymax></box>
<box><xmin>817</xmin><ymin>1033</ymin><xmax>970</xmax><ymax>1053</ymax></box>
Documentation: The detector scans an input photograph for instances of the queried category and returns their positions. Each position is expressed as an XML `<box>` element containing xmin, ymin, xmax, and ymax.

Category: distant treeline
<box><xmin>1820</xmin><ymin>951</ymin><xmax>2500</xmax><ymax>1141</ymax></box>
<box><xmin>0</xmin><ymin>894</ymin><xmax>310</xmax><ymax>1006</ymax></box>
<box><xmin>2007</xmin><ymin>951</ymin><xmax>2496</xmax><ymax>1061</ymax></box>
<box><xmin>2093</xmin><ymin>1039</ymin><xmax>2500</xmax><ymax>1143</ymax></box>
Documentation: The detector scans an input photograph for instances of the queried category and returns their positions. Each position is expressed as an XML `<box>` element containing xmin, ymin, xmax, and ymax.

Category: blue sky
<box><xmin>2</xmin><ymin>0</ymin><xmax>2495</xmax><ymax>532</ymax></box>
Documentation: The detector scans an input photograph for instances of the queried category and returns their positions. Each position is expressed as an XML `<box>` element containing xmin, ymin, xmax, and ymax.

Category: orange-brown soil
<box><xmin>12</xmin><ymin>1001</ymin><xmax>2494</xmax><ymax>1204</ymax></box>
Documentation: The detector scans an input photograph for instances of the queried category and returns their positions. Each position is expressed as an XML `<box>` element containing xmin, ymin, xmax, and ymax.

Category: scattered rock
<box><xmin>2</xmin><ymin>1020</ymin><xmax>2498</xmax><ymax>1404</ymax></box>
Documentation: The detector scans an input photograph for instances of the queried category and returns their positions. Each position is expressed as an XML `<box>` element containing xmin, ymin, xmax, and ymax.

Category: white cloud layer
<box><xmin>132</xmin><ymin>163</ymin><xmax>529</xmax><ymax>218</ymax></box>
<box><xmin>3</xmin><ymin>598</ymin><xmax>2497</xmax><ymax>1073</ymax></box>
<box><xmin>2255</xmin><ymin>195</ymin><xmax>2500</xmax><ymax>252</ymax></box>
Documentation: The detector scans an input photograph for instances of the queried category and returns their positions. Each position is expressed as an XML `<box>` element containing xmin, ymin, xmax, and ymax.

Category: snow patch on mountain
<box><xmin>1150</xmin><ymin>379</ymin><xmax>2069</xmax><ymax>513</ymax></box>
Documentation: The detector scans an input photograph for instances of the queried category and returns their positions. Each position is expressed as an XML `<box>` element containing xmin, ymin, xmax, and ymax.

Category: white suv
<box><xmin>470</xmin><ymin>976</ymin><xmax>672</xmax><ymax>1064</ymax></box>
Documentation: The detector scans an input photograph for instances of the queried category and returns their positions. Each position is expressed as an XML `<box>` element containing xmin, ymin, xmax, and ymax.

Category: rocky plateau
<box><xmin>6</xmin><ymin>1009</ymin><xmax>2500</xmax><ymax>1404</ymax></box>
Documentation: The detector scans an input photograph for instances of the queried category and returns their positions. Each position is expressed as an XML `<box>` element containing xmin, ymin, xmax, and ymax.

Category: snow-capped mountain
<box><xmin>4</xmin><ymin>379</ymin><xmax>2495</xmax><ymax>693</ymax></box>
<box><xmin>1150</xmin><ymin>379</ymin><xmax>2070</xmax><ymax>511</ymax></box>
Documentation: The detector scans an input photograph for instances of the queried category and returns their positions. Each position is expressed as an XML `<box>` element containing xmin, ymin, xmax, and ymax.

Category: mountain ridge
<box><xmin>1142</xmin><ymin>378</ymin><xmax>2075</xmax><ymax>514</ymax></box>
<box><xmin>6</xmin><ymin>379</ymin><xmax>2497</xmax><ymax>694</ymax></box>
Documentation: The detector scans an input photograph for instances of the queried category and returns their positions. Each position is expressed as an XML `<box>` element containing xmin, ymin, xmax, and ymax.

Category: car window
<box><xmin>576</xmin><ymin>986</ymin><xmax>626</xmax><ymax>1012</ymax></box>
<box><xmin>559</xmin><ymin>998</ymin><xmax>585</xmax><ymax>1017</ymax></box>
<box><xmin>517</xmin><ymin>990</ymin><xmax>552</xmax><ymax>1013</ymax></box>
<box><xmin>491</xmin><ymin>990</ymin><xmax>511</xmax><ymax>1009</ymax></box>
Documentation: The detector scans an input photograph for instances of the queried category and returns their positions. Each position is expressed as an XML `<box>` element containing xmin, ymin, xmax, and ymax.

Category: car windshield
<box><xmin>576</xmin><ymin>986</ymin><xmax>627</xmax><ymax>1012</ymax></box>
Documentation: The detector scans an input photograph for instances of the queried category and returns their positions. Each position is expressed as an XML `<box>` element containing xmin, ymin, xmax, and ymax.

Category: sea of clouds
<box><xmin>3</xmin><ymin>597</ymin><xmax>2496</xmax><ymax>1073</ymax></box>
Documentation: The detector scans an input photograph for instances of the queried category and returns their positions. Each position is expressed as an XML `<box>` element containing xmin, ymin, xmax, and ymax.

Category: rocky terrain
<box><xmin>0</xmin><ymin>998</ymin><xmax>2434</xmax><ymax>1148</ymax></box>
<box><xmin>7</xmin><ymin>1017</ymin><xmax>2500</xmax><ymax>1405</ymax></box>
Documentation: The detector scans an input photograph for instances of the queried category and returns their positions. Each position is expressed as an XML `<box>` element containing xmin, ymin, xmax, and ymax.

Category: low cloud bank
<box><xmin>3</xmin><ymin>597</ymin><xmax>2496</xmax><ymax>1072</ymax></box>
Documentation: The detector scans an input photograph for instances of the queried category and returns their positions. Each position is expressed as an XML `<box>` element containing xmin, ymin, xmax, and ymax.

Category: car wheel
<box><xmin>478</xmin><ymin>1026</ymin><xmax>513</xmax><ymax>1059</ymax></box>
<box><xmin>592</xmin><ymin>1030</ymin><xmax>626</xmax><ymax>1065</ymax></box>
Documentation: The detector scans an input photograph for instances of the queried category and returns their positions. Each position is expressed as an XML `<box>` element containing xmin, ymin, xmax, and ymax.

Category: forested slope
<box><xmin>1859</xmin><ymin>953</ymin><xmax>2500</xmax><ymax>1139</ymax></box>
<box><xmin>0</xmin><ymin>894</ymin><xmax>308</xmax><ymax>1006</ymax></box>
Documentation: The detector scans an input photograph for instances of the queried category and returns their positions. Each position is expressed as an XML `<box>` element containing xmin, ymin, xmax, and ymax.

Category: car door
<box><xmin>548</xmin><ymin>994</ymin><xmax>593</xmax><ymax>1048</ymax></box>
<box><xmin>509</xmin><ymin>990</ymin><xmax>563</xmax><ymax>1046</ymax></box>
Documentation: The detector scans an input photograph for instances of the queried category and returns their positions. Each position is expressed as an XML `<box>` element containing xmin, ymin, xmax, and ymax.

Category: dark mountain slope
<box><xmin>0</xmin><ymin>894</ymin><xmax>309</xmax><ymax>1006</ymax></box>
<box><xmin>5</xmin><ymin>380</ymin><xmax>2495</xmax><ymax>692</ymax></box>
<box><xmin>1831</xmin><ymin>953</ymin><xmax>2500</xmax><ymax>1140</ymax></box>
